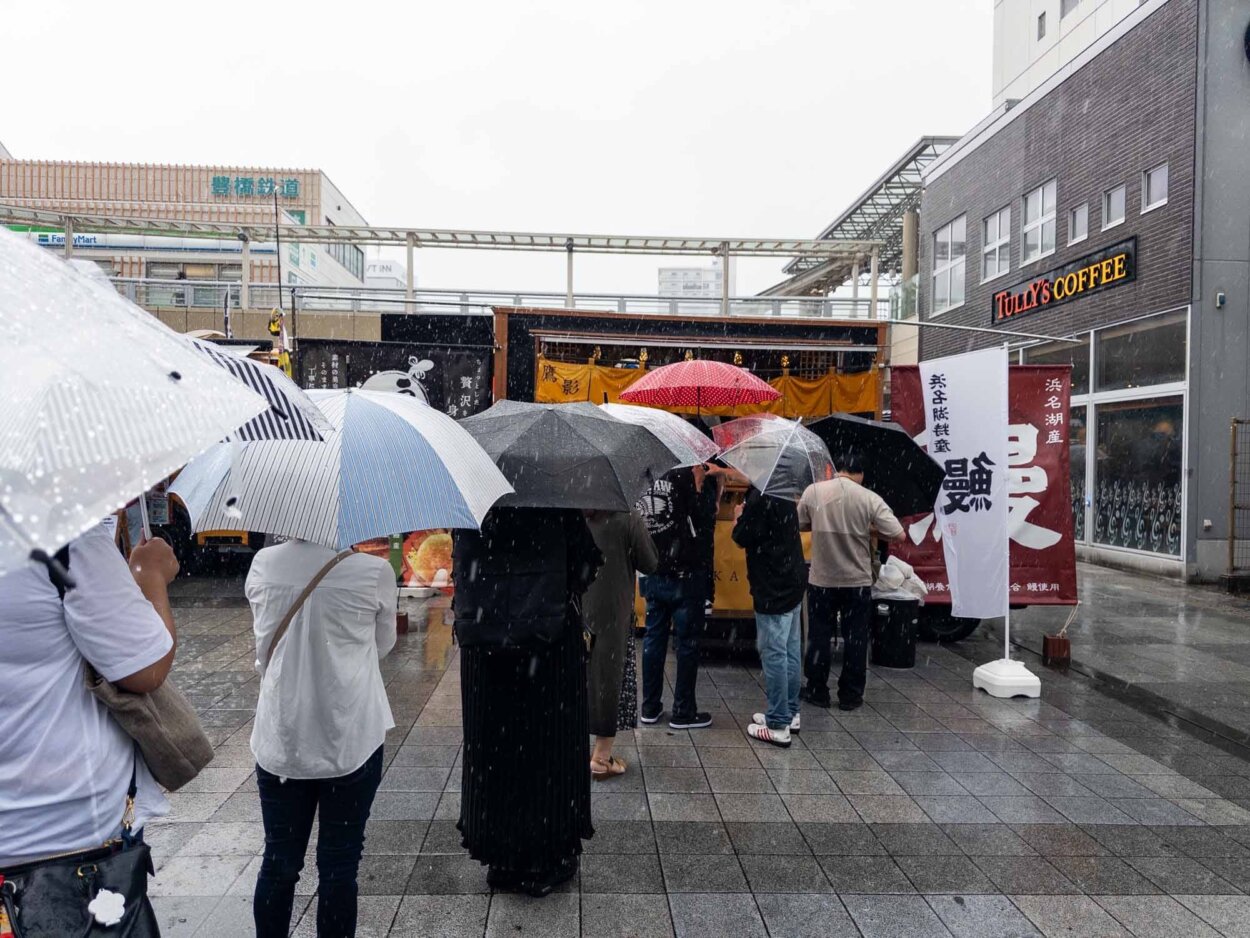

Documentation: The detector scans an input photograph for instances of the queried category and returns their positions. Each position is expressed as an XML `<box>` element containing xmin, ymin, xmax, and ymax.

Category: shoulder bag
<box><xmin>0</xmin><ymin>750</ymin><xmax>159</xmax><ymax>938</ymax></box>
<box><xmin>52</xmin><ymin>547</ymin><xmax>213</xmax><ymax>793</ymax></box>
<box><xmin>262</xmin><ymin>550</ymin><xmax>355</xmax><ymax>669</ymax></box>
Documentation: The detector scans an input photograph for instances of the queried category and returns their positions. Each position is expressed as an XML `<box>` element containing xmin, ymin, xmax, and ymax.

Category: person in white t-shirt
<box><xmin>245</xmin><ymin>538</ymin><xmax>397</xmax><ymax>938</ymax></box>
<box><xmin>0</xmin><ymin>525</ymin><xmax>179</xmax><ymax>868</ymax></box>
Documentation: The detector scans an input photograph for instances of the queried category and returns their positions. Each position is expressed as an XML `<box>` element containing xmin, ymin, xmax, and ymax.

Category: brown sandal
<box><xmin>591</xmin><ymin>755</ymin><xmax>627</xmax><ymax>781</ymax></box>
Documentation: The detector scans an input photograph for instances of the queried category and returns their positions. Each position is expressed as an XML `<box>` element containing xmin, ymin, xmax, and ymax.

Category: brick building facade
<box><xmin>915</xmin><ymin>0</ymin><xmax>1250</xmax><ymax>580</ymax></box>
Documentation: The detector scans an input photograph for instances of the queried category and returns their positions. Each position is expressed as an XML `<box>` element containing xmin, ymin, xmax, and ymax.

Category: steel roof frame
<box><xmin>0</xmin><ymin>203</ymin><xmax>877</xmax><ymax>259</ymax></box>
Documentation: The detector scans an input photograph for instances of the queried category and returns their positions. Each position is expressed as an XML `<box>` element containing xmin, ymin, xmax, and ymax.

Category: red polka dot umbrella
<box><xmin>619</xmin><ymin>359</ymin><xmax>781</xmax><ymax>409</ymax></box>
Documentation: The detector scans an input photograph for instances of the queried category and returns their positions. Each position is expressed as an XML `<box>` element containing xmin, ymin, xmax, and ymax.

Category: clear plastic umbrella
<box><xmin>0</xmin><ymin>228</ymin><xmax>268</xmax><ymax>580</ymax></box>
<box><xmin>712</xmin><ymin>415</ymin><xmax>834</xmax><ymax>500</ymax></box>
<box><xmin>599</xmin><ymin>403</ymin><xmax>720</xmax><ymax>467</ymax></box>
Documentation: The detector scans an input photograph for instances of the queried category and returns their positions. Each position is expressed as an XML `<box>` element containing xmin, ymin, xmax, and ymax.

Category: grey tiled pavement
<box><xmin>151</xmin><ymin>576</ymin><xmax>1250</xmax><ymax>936</ymax></box>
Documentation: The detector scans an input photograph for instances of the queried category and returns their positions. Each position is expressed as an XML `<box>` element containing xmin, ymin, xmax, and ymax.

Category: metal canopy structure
<box><xmin>763</xmin><ymin>136</ymin><xmax>959</xmax><ymax>297</ymax></box>
<box><xmin>0</xmin><ymin>203</ymin><xmax>876</xmax><ymax>258</ymax></box>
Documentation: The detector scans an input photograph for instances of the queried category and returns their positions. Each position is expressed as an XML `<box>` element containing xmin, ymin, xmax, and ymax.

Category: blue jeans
<box><xmin>756</xmin><ymin>604</ymin><xmax>802</xmax><ymax>729</ymax></box>
<box><xmin>641</xmin><ymin>574</ymin><xmax>706</xmax><ymax>718</ymax></box>
<box><xmin>254</xmin><ymin>746</ymin><xmax>384</xmax><ymax>938</ymax></box>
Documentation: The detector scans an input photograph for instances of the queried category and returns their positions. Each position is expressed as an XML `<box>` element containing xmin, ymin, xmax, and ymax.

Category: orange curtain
<box><xmin>588</xmin><ymin>364</ymin><xmax>646</xmax><ymax>404</ymax></box>
<box><xmin>534</xmin><ymin>355</ymin><xmax>879</xmax><ymax>417</ymax></box>
<box><xmin>534</xmin><ymin>356</ymin><xmax>592</xmax><ymax>403</ymax></box>
<box><xmin>831</xmin><ymin>368</ymin><xmax>879</xmax><ymax>414</ymax></box>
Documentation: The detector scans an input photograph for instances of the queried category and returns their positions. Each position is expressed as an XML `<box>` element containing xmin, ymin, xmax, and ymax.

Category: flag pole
<box><xmin>1002</xmin><ymin>341</ymin><xmax>1011</xmax><ymax>664</ymax></box>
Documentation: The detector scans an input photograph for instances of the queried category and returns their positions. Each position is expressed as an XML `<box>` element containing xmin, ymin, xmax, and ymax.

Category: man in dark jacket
<box><xmin>733</xmin><ymin>486</ymin><xmax>807</xmax><ymax>747</ymax></box>
<box><xmin>637</xmin><ymin>464</ymin><xmax>718</xmax><ymax>730</ymax></box>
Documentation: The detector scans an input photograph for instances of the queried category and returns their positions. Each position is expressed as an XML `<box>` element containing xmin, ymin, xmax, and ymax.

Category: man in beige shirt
<box><xmin>797</xmin><ymin>451</ymin><xmax>905</xmax><ymax>711</ymax></box>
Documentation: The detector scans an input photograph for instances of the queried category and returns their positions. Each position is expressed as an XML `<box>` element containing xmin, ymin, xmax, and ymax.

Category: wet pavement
<box><xmin>1000</xmin><ymin>562</ymin><xmax>1250</xmax><ymax>752</ymax></box>
<box><xmin>150</xmin><ymin>572</ymin><xmax>1250</xmax><ymax>937</ymax></box>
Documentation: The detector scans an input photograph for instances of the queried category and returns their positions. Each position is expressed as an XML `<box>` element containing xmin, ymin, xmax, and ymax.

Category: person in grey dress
<box><xmin>583</xmin><ymin>508</ymin><xmax>658</xmax><ymax>780</ymax></box>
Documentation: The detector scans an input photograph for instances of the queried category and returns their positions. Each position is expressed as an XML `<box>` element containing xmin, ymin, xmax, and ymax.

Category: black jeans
<box><xmin>805</xmin><ymin>586</ymin><xmax>872</xmax><ymax>706</ymax></box>
<box><xmin>641</xmin><ymin>573</ymin><xmax>707</xmax><ymax>718</ymax></box>
<box><xmin>254</xmin><ymin>745</ymin><xmax>384</xmax><ymax>938</ymax></box>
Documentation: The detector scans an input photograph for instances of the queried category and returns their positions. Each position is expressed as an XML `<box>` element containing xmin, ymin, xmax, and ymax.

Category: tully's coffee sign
<box><xmin>992</xmin><ymin>237</ymin><xmax>1136</xmax><ymax>325</ymax></box>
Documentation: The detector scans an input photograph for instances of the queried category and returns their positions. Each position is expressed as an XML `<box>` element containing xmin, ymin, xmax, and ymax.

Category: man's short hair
<box><xmin>837</xmin><ymin>449</ymin><xmax>865</xmax><ymax>475</ymax></box>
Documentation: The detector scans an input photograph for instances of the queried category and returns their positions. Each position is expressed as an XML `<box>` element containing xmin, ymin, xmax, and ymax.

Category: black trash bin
<box><xmin>870</xmin><ymin>598</ymin><xmax>920</xmax><ymax>669</ymax></box>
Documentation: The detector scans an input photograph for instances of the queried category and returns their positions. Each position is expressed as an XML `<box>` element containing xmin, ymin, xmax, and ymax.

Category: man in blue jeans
<box><xmin>732</xmin><ymin>484</ymin><xmax>808</xmax><ymax>747</ymax></box>
<box><xmin>637</xmin><ymin>464</ymin><xmax>718</xmax><ymax>730</ymax></box>
<box><xmin>798</xmin><ymin>452</ymin><xmax>904</xmax><ymax>711</ymax></box>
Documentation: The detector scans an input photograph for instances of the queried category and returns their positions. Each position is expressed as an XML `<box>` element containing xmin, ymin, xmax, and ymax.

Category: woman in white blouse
<box><xmin>245</xmin><ymin>538</ymin><xmax>397</xmax><ymax>938</ymax></box>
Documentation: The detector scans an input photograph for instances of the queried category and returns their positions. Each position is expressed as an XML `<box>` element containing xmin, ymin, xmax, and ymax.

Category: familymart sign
<box><xmin>992</xmin><ymin>237</ymin><xmax>1136</xmax><ymax>325</ymax></box>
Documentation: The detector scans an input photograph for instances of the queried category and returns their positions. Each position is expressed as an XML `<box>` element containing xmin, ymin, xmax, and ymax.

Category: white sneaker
<box><xmin>752</xmin><ymin>712</ymin><xmax>800</xmax><ymax>733</ymax></box>
<box><xmin>747</xmin><ymin>722</ymin><xmax>792</xmax><ymax>747</ymax></box>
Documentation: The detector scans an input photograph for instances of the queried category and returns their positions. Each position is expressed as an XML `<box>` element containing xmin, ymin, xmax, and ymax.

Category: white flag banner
<box><xmin>920</xmin><ymin>347</ymin><xmax>1010</xmax><ymax>619</ymax></box>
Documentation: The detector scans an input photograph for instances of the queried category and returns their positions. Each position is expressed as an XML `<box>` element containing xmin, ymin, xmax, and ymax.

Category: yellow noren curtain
<box><xmin>534</xmin><ymin>355</ymin><xmax>879</xmax><ymax>416</ymax></box>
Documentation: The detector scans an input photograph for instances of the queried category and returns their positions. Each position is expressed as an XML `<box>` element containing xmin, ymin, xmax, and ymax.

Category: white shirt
<box><xmin>0</xmin><ymin>524</ymin><xmax>172</xmax><ymax>866</ymax></box>
<box><xmin>246</xmin><ymin>541</ymin><xmax>397</xmax><ymax>779</ymax></box>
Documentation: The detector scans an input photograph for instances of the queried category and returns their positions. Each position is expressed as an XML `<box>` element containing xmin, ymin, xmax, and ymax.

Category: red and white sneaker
<box><xmin>752</xmin><ymin>712</ymin><xmax>800</xmax><ymax>733</ymax></box>
<box><xmin>747</xmin><ymin>722</ymin><xmax>792</xmax><ymax>748</ymax></box>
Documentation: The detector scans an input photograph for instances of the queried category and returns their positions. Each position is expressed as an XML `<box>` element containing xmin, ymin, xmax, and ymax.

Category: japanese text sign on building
<box><xmin>890</xmin><ymin>364</ymin><xmax>1077</xmax><ymax>606</ymax></box>
<box><xmin>920</xmin><ymin>347</ymin><xmax>1011</xmax><ymax>619</ymax></box>
<box><xmin>210</xmin><ymin>175</ymin><xmax>301</xmax><ymax>199</ymax></box>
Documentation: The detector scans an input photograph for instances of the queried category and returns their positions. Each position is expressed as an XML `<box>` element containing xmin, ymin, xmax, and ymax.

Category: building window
<box><xmin>1103</xmin><ymin>184</ymin><xmax>1126</xmax><ymax>229</ymax></box>
<box><xmin>1061</xmin><ymin>0</ymin><xmax>1080</xmax><ymax>16</ymax></box>
<box><xmin>1142</xmin><ymin>163</ymin><xmax>1169</xmax><ymax>212</ymax></box>
<box><xmin>1024</xmin><ymin>335</ymin><xmax>1090</xmax><ymax>395</ymax></box>
<box><xmin>1037</xmin><ymin>11</ymin><xmax>1046</xmax><ymax>38</ymax></box>
<box><xmin>1095</xmin><ymin>310</ymin><xmax>1187</xmax><ymax>392</ymax></box>
<box><xmin>931</xmin><ymin>215</ymin><xmax>966</xmax><ymax>314</ymax></box>
<box><xmin>1070</xmin><ymin>404</ymin><xmax>1088</xmax><ymax>542</ymax></box>
<box><xmin>981</xmin><ymin>206</ymin><xmax>1011</xmax><ymax>282</ymax></box>
<box><xmin>1022</xmin><ymin>179</ymin><xmax>1056</xmax><ymax>264</ymax></box>
<box><xmin>1068</xmin><ymin>203</ymin><xmax>1089</xmax><ymax>245</ymax></box>
<box><xmin>1093</xmin><ymin>397</ymin><xmax>1183</xmax><ymax>556</ymax></box>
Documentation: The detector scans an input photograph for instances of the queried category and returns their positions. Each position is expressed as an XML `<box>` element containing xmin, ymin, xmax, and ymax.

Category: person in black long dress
<box><xmin>452</xmin><ymin>507</ymin><xmax>603</xmax><ymax>897</ymax></box>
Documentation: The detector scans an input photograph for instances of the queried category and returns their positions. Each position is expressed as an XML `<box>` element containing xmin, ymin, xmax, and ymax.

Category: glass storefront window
<box><xmin>1095</xmin><ymin>312</ymin><xmax>1186</xmax><ymax>391</ymax></box>
<box><xmin>1093</xmin><ymin>397</ymin><xmax>1183</xmax><ymax>555</ymax></box>
<box><xmin>1024</xmin><ymin>337</ymin><xmax>1090</xmax><ymax>395</ymax></box>
<box><xmin>1071</xmin><ymin>405</ymin><xmax>1087</xmax><ymax>541</ymax></box>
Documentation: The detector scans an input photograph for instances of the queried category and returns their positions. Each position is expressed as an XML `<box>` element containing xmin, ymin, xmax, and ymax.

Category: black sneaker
<box><xmin>838</xmin><ymin>700</ymin><xmax>862</xmax><ymax>712</ymax></box>
<box><xmin>800</xmin><ymin>686</ymin><xmax>832</xmax><ymax>709</ymax></box>
<box><xmin>669</xmin><ymin>711</ymin><xmax>713</xmax><ymax>730</ymax></box>
<box><xmin>640</xmin><ymin>704</ymin><xmax>663</xmax><ymax>725</ymax></box>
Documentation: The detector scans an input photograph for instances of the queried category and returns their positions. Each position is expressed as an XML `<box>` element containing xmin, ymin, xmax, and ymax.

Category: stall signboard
<box><xmin>297</xmin><ymin>340</ymin><xmax>493</xmax><ymax>419</ymax></box>
<box><xmin>891</xmin><ymin>364</ymin><xmax>1077</xmax><ymax>605</ymax></box>
<box><xmin>991</xmin><ymin>237</ymin><xmax>1136</xmax><ymax>326</ymax></box>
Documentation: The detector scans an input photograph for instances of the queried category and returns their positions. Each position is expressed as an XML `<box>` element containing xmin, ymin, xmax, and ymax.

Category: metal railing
<box><xmin>108</xmin><ymin>278</ymin><xmax>891</xmax><ymax>321</ymax></box>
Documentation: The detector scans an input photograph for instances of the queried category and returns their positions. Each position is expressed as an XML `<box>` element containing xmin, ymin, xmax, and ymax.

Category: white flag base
<box><xmin>972</xmin><ymin>658</ymin><xmax>1041</xmax><ymax>699</ymax></box>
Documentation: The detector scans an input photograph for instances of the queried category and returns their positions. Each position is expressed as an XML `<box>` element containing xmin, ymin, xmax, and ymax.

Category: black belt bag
<box><xmin>0</xmin><ymin>756</ymin><xmax>158</xmax><ymax>938</ymax></box>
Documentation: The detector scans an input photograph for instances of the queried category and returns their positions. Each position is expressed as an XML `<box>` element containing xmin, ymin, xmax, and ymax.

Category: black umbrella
<box><xmin>806</xmin><ymin>413</ymin><xmax>946</xmax><ymax>517</ymax></box>
<box><xmin>459</xmin><ymin>400</ymin><xmax>680</xmax><ymax>510</ymax></box>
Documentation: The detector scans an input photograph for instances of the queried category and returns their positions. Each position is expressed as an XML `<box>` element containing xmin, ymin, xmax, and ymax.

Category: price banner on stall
<box><xmin>891</xmin><ymin>364</ymin><xmax>1077</xmax><ymax>606</ymax></box>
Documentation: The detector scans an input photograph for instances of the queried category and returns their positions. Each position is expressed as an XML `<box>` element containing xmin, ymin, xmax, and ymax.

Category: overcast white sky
<box><xmin>3</xmin><ymin>1</ymin><xmax>992</xmax><ymax>295</ymax></box>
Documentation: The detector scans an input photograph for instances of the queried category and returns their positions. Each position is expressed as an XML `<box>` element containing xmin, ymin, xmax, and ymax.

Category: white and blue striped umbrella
<box><xmin>171</xmin><ymin>389</ymin><xmax>512</xmax><ymax>547</ymax></box>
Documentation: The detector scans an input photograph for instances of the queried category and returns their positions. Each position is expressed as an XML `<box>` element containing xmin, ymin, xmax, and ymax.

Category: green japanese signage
<box><xmin>210</xmin><ymin>175</ymin><xmax>300</xmax><ymax>199</ymax></box>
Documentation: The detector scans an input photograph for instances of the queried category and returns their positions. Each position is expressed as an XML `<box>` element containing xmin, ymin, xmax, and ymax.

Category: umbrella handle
<box><xmin>137</xmin><ymin>494</ymin><xmax>153</xmax><ymax>541</ymax></box>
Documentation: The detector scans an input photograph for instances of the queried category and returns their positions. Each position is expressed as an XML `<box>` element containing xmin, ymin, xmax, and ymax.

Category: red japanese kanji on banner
<box><xmin>891</xmin><ymin>364</ymin><xmax>1077</xmax><ymax>605</ymax></box>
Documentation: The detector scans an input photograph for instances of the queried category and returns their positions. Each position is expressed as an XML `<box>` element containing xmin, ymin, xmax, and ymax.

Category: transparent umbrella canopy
<box><xmin>599</xmin><ymin>403</ymin><xmax>720</xmax><ymax>467</ymax></box>
<box><xmin>712</xmin><ymin>415</ymin><xmax>834</xmax><ymax>500</ymax></box>
<box><xmin>0</xmin><ymin>228</ymin><xmax>268</xmax><ymax>579</ymax></box>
